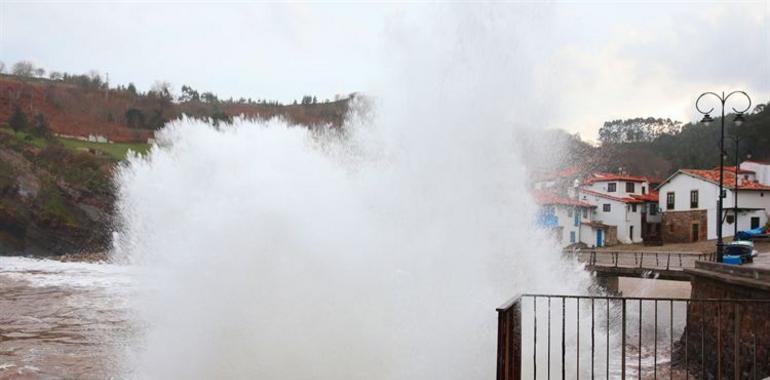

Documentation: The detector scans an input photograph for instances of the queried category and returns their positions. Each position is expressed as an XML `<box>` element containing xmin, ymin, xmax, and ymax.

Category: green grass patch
<box><xmin>57</xmin><ymin>138</ymin><xmax>149</xmax><ymax>160</ymax></box>
<box><xmin>0</xmin><ymin>127</ymin><xmax>49</xmax><ymax>148</ymax></box>
<box><xmin>0</xmin><ymin>127</ymin><xmax>149</xmax><ymax>160</ymax></box>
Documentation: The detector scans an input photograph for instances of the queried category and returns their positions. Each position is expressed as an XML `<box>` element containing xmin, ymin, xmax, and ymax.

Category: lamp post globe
<box><xmin>734</xmin><ymin>113</ymin><xmax>745</xmax><ymax>127</ymax></box>
<box><xmin>701</xmin><ymin>114</ymin><xmax>714</xmax><ymax>126</ymax></box>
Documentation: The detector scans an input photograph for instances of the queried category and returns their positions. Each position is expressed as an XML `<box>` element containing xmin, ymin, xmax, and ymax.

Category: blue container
<box><xmin>723</xmin><ymin>255</ymin><xmax>743</xmax><ymax>265</ymax></box>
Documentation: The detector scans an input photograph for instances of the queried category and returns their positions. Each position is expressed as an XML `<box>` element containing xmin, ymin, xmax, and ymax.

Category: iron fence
<box><xmin>497</xmin><ymin>294</ymin><xmax>770</xmax><ymax>379</ymax></box>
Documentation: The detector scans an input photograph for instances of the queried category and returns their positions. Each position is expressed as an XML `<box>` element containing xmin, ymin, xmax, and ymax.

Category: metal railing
<box><xmin>565</xmin><ymin>250</ymin><xmax>714</xmax><ymax>271</ymax></box>
<box><xmin>497</xmin><ymin>294</ymin><xmax>770</xmax><ymax>379</ymax></box>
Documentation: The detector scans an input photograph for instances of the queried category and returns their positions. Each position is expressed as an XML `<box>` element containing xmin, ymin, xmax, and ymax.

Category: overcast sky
<box><xmin>1</xmin><ymin>1</ymin><xmax>769</xmax><ymax>141</ymax></box>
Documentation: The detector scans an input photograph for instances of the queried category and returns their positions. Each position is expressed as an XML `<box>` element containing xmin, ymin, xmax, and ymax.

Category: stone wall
<box><xmin>674</xmin><ymin>263</ymin><xmax>770</xmax><ymax>378</ymax></box>
<box><xmin>662</xmin><ymin>210</ymin><xmax>707</xmax><ymax>243</ymax></box>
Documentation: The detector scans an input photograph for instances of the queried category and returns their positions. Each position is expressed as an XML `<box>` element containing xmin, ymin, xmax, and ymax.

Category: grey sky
<box><xmin>1</xmin><ymin>1</ymin><xmax>768</xmax><ymax>141</ymax></box>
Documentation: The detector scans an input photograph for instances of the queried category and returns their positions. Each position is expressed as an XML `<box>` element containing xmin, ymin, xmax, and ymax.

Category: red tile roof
<box><xmin>583</xmin><ymin>172</ymin><xmax>648</xmax><ymax>184</ymax></box>
<box><xmin>630</xmin><ymin>191</ymin><xmax>659</xmax><ymax>202</ymax></box>
<box><xmin>681</xmin><ymin>169</ymin><xmax>770</xmax><ymax>191</ymax></box>
<box><xmin>713</xmin><ymin>166</ymin><xmax>755</xmax><ymax>174</ymax></box>
<box><xmin>532</xmin><ymin>190</ymin><xmax>595</xmax><ymax>207</ymax></box>
<box><xmin>579</xmin><ymin>188</ymin><xmax>645</xmax><ymax>204</ymax></box>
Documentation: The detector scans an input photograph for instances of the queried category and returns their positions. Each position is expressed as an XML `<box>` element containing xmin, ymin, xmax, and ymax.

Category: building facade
<box><xmin>576</xmin><ymin>173</ymin><xmax>658</xmax><ymax>244</ymax></box>
<box><xmin>656</xmin><ymin>166</ymin><xmax>770</xmax><ymax>243</ymax></box>
<box><xmin>533</xmin><ymin>190</ymin><xmax>601</xmax><ymax>247</ymax></box>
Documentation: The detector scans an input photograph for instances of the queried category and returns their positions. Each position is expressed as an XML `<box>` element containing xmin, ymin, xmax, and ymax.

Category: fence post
<box><xmin>497</xmin><ymin>310</ymin><xmax>506</xmax><ymax>380</ymax></box>
<box><xmin>511</xmin><ymin>301</ymin><xmax>521</xmax><ymax>380</ymax></box>
<box><xmin>497</xmin><ymin>300</ymin><xmax>522</xmax><ymax>380</ymax></box>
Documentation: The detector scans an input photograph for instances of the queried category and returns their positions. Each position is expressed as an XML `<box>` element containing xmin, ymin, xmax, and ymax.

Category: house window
<box><xmin>666</xmin><ymin>192</ymin><xmax>675</xmax><ymax>210</ymax></box>
<box><xmin>570</xmin><ymin>231</ymin><xmax>576</xmax><ymax>243</ymax></box>
<box><xmin>650</xmin><ymin>204</ymin><xmax>658</xmax><ymax>216</ymax></box>
<box><xmin>690</xmin><ymin>190</ymin><xmax>698</xmax><ymax>209</ymax></box>
<box><xmin>752</xmin><ymin>217</ymin><xmax>761</xmax><ymax>229</ymax></box>
<box><xmin>603</xmin><ymin>204</ymin><xmax>611</xmax><ymax>212</ymax></box>
<box><xmin>642</xmin><ymin>186</ymin><xmax>646</xmax><ymax>195</ymax></box>
<box><xmin>568</xmin><ymin>208</ymin><xmax>573</xmax><ymax>217</ymax></box>
<box><xmin>631</xmin><ymin>204</ymin><xmax>637</xmax><ymax>212</ymax></box>
<box><xmin>582</xmin><ymin>208</ymin><xmax>588</xmax><ymax>218</ymax></box>
<box><xmin>626</xmin><ymin>182</ymin><xmax>635</xmax><ymax>193</ymax></box>
<box><xmin>607</xmin><ymin>183</ymin><xmax>617</xmax><ymax>192</ymax></box>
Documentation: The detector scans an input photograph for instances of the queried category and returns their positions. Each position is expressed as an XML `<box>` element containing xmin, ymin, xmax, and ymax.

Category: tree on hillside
<box><xmin>34</xmin><ymin>67</ymin><xmax>46</xmax><ymax>78</ymax></box>
<box><xmin>179</xmin><ymin>85</ymin><xmax>200</xmax><ymax>102</ymax></box>
<box><xmin>201</xmin><ymin>92</ymin><xmax>218</xmax><ymax>103</ymax></box>
<box><xmin>150</xmin><ymin>81</ymin><xmax>173</xmax><ymax>99</ymax></box>
<box><xmin>147</xmin><ymin>109</ymin><xmax>167</xmax><ymax>130</ymax></box>
<box><xmin>8</xmin><ymin>106</ymin><xmax>29</xmax><ymax>133</ymax></box>
<box><xmin>11</xmin><ymin>61</ymin><xmax>36</xmax><ymax>77</ymax></box>
<box><xmin>32</xmin><ymin>113</ymin><xmax>50</xmax><ymax>137</ymax></box>
<box><xmin>127</xmin><ymin>83</ymin><xmax>138</xmax><ymax>95</ymax></box>
<box><xmin>125</xmin><ymin>108</ymin><xmax>145</xmax><ymax>129</ymax></box>
<box><xmin>0</xmin><ymin>61</ymin><xmax>5</xmax><ymax>74</ymax></box>
<box><xmin>599</xmin><ymin>117</ymin><xmax>682</xmax><ymax>145</ymax></box>
<box><xmin>87</xmin><ymin>70</ymin><xmax>103</xmax><ymax>87</ymax></box>
<box><xmin>48</xmin><ymin>71</ymin><xmax>63</xmax><ymax>80</ymax></box>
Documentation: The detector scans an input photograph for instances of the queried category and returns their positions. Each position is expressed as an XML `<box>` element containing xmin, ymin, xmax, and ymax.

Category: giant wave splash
<box><xmin>114</xmin><ymin>5</ymin><xmax>591</xmax><ymax>379</ymax></box>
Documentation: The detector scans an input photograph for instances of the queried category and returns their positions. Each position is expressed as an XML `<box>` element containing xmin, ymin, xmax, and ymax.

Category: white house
<box><xmin>578</xmin><ymin>188</ymin><xmax>644</xmax><ymax>244</ymax></box>
<box><xmin>533</xmin><ymin>190</ymin><xmax>603</xmax><ymax>247</ymax></box>
<box><xmin>576</xmin><ymin>172</ymin><xmax>661</xmax><ymax>244</ymax></box>
<box><xmin>656</xmin><ymin>166</ymin><xmax>770</xmax><ymax>242</ymax></box>
<box><xmin>581</xmin><ymin>172</ymin><xmax>653</xmax><ymax>198</ymax></box>
<box><xmin>740</xmin><ymin>160</ymin><xmax>770</xmax><ymax>183</ymax></box>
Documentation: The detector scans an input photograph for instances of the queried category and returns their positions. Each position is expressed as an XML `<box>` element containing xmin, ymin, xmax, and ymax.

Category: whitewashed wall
<box><xmin>583</xmin><ymin>180</ymin><xmax>650</xmax><ymax>198</ymax></box>
<box><xmin>740</xmin><ymin>162</ymin><xmax>770</xmax><ymax>185</ymax></box>
<box><xmin>658</xmin><ymin>172</ymin><xmax>770</xmax><ymax>240</ymax></box>
<box><xmin>578</xmin><ymin>192</ymin><xmax>642</xmax><ymax>244</ymax></box>
<box><xmin>579</xmin><ymin>224</ymin><xmax>600</xmax><ymax>247</ymax></box>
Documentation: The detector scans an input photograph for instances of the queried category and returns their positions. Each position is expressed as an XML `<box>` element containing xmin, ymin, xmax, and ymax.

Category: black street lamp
<box><xmin>696</xmin><ymin>91</ymin><xmax>751</xmax><ymax>263</ymax></box>
<box><xmin>728</xmin><ymin>134</ymin><xmax>743</xmax><ymax>238</ymax></box>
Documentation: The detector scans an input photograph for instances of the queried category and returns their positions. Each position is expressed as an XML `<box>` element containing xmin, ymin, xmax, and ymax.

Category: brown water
<box><xmin>0</xmin><ymin>257</ymin><xmax>132</xmax><ymax>379</ymax></box>
<box><xmin>0</xmin><ymin>257</ymin><xmax>697</xmax><ymax>379</ymax></box>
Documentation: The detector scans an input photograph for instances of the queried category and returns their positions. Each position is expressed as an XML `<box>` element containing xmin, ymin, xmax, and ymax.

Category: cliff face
<box><xmin>0</xmin><ymin>132</ymin><xmax>113</xmax><ymax>256</ymax></box>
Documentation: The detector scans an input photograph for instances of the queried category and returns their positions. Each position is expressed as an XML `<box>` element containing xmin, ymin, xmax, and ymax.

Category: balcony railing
<box><xmin>497</xmin><ymin>294</ymin><xmax>770</xmax><ymax>379</ymax></box>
